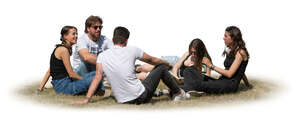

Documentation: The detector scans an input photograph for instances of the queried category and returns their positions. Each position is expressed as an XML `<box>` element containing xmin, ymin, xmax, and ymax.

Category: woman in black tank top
<box><xmin>38</xmin><ymin>26</ymin><xmax>104</xmax><ymax>95</ymax></box>
<box><xmin>172</xmin><ymin>38</ymin><xmax>212</xmax><ymax>84</ymax></box>
<box><xmin>181</xmin><ymin>26</ymin><xmax>250</xmax><ymax>94</ymax></box>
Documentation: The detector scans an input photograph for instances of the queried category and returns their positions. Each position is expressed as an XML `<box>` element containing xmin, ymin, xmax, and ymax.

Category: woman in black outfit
<box><xmin>182</xmin><ymin>26</ymin><xmax>250</xmax><ymax>94</ymax></box>
<box><xmin>38</xmin><ymin>26</ymin><xmax>104</xmax><ymax>95</ymax></box>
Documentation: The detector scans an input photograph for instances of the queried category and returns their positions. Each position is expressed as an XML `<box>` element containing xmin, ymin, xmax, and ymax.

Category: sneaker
<box><xmin>187</xmin><ymin>90</ymin><xmax>205</xmax><ymax>97</ymax></box>
<box><xmin>103</xmin><ymin>80</ymin><xmax>111</xmax><ymax>89</ymax></box>
<box><xmin>94</xmin><ymin>90</ymin><xmax>105</xmax><ymax>96</ymax></box>
<box><xmin>153</xmin><ymin>89</ymin><xmax>162</xmax><ymax>97</ymax></box>
<box><xmin>154</xmin><ymin>89</ymin><xmax>170</xmax><ymax>97</ymax></box>
<box><xmin>173</xmin><ymin>89</ymin><xmax>190</xmax><ymax>101</ymax></box>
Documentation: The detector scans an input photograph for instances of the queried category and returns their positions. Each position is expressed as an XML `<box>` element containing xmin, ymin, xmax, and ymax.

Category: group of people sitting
<box><xmin>38</xmin><ymin>15</ymin><xmax>250</xmax><ymax>105</ymax></box>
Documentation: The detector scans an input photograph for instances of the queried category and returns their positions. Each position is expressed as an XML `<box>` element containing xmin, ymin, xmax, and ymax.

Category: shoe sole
<box><xmin>187</xmin><ymin>91</ymin><xmax>205</xmax><ymax>97</ymax></box>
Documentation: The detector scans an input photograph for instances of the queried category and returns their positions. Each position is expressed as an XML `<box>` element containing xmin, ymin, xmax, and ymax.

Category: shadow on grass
<box><xmin>15</xmin><ymin>77</ymin><xmax>281</xmax><ymax>110</ymax></box>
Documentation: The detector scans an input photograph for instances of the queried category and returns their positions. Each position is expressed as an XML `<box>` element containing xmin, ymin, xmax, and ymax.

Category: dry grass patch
<box><xmin>16</xmin><ymin>77</ymin><xmax>279</xmax><ymax>110</ymax></box>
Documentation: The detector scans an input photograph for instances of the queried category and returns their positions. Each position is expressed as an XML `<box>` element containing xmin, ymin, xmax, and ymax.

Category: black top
<box><xmin>220</xmin><ymin>56</ymin><xmax>248</xmax><ymax>81</ymax></box>
<box><xmin>179</xmin><ymin>55</ymin><xmax>207</xmax><ymax>77</ymax></box>
<box><xmin>50</xmin><ymin>46</ymin><xmax>69</xmax><ymax>80</ymax></box>
<box><xmin>179</xmin><ymin>55</ymin><xmax>190</xmax><ymax>77</ymax></box>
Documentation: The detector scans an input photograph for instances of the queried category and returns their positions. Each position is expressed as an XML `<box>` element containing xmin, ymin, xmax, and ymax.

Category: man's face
<box><xmin>87</xmin><ymin>22</ymin><xmax>102</xmax><ymax>41</ymax></box>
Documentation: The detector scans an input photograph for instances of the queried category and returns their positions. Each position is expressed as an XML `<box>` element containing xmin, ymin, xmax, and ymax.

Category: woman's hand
<box><xmin>202</xmin><ymin>57</ymin><xmax>212</xmax><ymax>67</ymax></box>
<box><xmin>71</xmin><ymin>99</ymin><xmax>89</xmax><ymax>104</ymax></box>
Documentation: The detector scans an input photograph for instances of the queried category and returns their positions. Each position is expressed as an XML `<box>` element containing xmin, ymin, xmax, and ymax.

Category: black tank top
<box><xmin>179</xmin><ymin>54</ymin><xmax>208</xmax><ymax>77</ymax></box>
<box><xmin>221</xmin><ymin>56</ymin><xmax>248</xmax><ymax>81</ymax></box>
<box><xmin>50</xmin><ymin>46</ymin><xmax>69</xmax><ymax>80</ymax></box>
<box><xmin>179</xmin><ymin>55</ymin><xmax>190</xmax><ymax>77</ymax></box>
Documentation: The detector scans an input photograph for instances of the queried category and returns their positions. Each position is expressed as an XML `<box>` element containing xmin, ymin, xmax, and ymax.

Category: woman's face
<box><xmin>190</xmin><ymin>47</ymin><xmax>197</xmax><ymax>58</ymax></box>
<box><xmin>223</xmin><ymin>31</ymin><xmax>232</xmax><ymax>46</ymax></box>
<box><xmin>64</xmin><ymin>28</ymin><xmax>78</xmax><ymax>45</ymax></box>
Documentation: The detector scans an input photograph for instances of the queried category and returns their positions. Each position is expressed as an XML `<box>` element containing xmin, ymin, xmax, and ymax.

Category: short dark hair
<box><xmin>84</xmin><ymin>15</ymin><xmax>103</xmax><ymax>33</ymax></box>
<box><xmin>112</xmin><ymin>26</ymin><xmax>130</xmax><ymax>44</ymax></box>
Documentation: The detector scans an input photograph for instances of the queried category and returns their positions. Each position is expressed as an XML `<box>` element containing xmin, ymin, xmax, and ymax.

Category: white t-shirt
<box><xmin>72</xmin><ymin>33</ymin><xmax>113</xmax><ymax>69</ymax></box>
<box><xmin>97</xmin><ymin>46</ymin><xmax>145</xmax><ymax>103</ymax></box>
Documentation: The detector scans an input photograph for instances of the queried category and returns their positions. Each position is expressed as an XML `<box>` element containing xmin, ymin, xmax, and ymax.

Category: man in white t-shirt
<box><xmin>73</xmin><ymin>15</ymin><xmax>113</xmax><ymax>76</ymax></box>
<box><xmin>73</xmin><ymin>26</ymin><xmax>190</xmax><ymax>104</ymax></box>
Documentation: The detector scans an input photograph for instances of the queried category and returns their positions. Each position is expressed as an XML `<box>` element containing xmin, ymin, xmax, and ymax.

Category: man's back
<box><xmin>97</xmin><ymin>46</ymin><xmax>145</xmax><ymax>103</ymax></box>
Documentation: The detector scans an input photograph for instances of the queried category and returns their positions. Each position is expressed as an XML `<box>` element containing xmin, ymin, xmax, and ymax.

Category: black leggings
<box><xmin>180</xmin><ymin>66</ymin><xmax>239</xmax><ymax>94</ymax></box>
<box><xmin>125</xmin><ymin>64</ymin><xmax>181</xmax><ymax>104</ymax></box>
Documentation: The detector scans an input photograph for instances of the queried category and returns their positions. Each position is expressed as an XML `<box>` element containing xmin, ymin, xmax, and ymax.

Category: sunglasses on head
<box><xmin>92</xmin><ymin>25</ymin><xmax>103</xmax><ymax>30</ymax></box>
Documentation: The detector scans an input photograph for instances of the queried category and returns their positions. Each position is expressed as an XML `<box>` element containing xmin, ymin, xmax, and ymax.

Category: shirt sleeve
<box><xmin>97</xmin><ymin>53</ymin><xmax>103</xmax><ymax>64</ymax></box>
<box><xmin>77</xmin><ymin>35</ymin><xmax>88</xmax><ymax>51</ymax></box>
<box><xmin>134</xmin><ymin>47</ymin><xmax>144</xmax><ymax>60</ymax></box>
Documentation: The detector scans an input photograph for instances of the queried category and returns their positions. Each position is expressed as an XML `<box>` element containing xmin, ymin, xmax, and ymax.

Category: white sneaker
<box><xmin>103</xmin><ymin>80</ymin><xmax>111</xmax><ymax>89</ymax></box>
<box><xmin>173</xmin><ymin>89</ymin><xmax>190</xmax><ymax>101</ymax></box>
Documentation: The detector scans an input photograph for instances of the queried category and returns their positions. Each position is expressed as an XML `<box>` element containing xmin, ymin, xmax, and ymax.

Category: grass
<box><xmin>15</xmin><ymin>77</ymin><xmax>279</xmax><ymax>110</ymax></box>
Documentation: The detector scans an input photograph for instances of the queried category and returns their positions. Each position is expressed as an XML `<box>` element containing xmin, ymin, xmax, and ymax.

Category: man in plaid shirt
<box><xmin>73</xmin><ymin>15</ymin><xmax>113</xmax><ymax>76</ymax></box>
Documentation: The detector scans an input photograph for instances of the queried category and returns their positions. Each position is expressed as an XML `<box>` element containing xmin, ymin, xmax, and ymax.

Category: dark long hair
<box><xmin>188</xmin><ymin>38</ymin><xmax>212</xmax><ymax>72</ymax></box>
<box><xmin>56</xmin><ymin>25</ymin><xmax>77</xmax><ymax>55</ymax></box>
<box><xmin>222</xmin><ymin>26</ymin><xmax>249</xmax><ymax>59</ymax></box>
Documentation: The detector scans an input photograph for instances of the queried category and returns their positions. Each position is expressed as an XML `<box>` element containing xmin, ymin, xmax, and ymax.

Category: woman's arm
<box><xmin>204</xmin><ymin>50</ymin><xmax>247</xmax><ymax>78</ymax></box>
<box><xmin>172</xmin><ymin>52</ymin><xmax>189</xmax><ymax>79</ymax></box>
<box><xmin>242</xmin><ymin>74</ymin><xmax>251</xmax><ymax>87</ymax></box>
<box><xmin>38</xmin><ymin>68</ymin><xmax>50</xmax><ymax>91</ymax></box>
<box><xmin>59</xmin><ymin>47</ymin><xmax>83</xmax><ymax>80</ymax></box>
<box><xmin>72</xmin><ymin>63</ymin><xmax>104</xmax><ymax>104</ymax></box>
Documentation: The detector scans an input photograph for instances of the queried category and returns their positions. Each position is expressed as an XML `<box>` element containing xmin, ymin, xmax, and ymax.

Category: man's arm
<box><xmin>72</xmin><ymin>63</ymin><xmax>104</xmax><ymax>104</ymax></box>
<box><xmin>139</xmin><ymin>52</ymin><xmax>172</xmax><ymax>69</ymax></box>
<box><xmin>78</xmin><ymin>49</ymin><xmax>97</xmax><ymax>65</ymax></box>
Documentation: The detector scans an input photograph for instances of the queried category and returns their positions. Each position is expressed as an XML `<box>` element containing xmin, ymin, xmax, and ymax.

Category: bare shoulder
<box><xmin>183</xmin><ymin>51</ymin><xmax>189</xmax><ymax>56</ymax></box>
<box><xmin>237</xmin><ymin>49</ymin><xmax>248</xmax><ymax>61</ymax></box>
<box><xmin>55</xmin><ymin>46</ymin><xmax>70</xmax><ymax>57</ymax></box>
<box><xmin>56</xmin><ymin>46</ymin><xmax>68</xmax><ymax>51</ymax></box>
<box><xmin>182</xmin><ymin>51</ymin><xmax>189</xmax><ymax>58</ymax></box>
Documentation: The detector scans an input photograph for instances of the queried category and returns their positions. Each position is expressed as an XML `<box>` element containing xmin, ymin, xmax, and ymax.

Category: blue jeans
<box><xmin>51</xmin><ymin>71</ymin><xmax>104</xmax><ymax>95</ymax></box>
<box><xmin>74</xmin><ymin>62</ymin><xmax>96</xmax><ymax>76</ymax></box>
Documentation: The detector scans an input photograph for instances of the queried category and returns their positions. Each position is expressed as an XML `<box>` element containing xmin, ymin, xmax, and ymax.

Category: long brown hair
<box><xmin>188</xmin><ymin>38</ymin><xmax>212</xmax><ymax>72</ymax></box>
<box><xmin>222</xmin><ymin>26</ymin><xmax>249</xmax><ymax>59</ymax></box>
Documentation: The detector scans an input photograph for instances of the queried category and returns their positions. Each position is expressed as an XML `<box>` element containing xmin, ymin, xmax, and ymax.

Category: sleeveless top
<box><xmin>179</xmin><ymin>56</ymin><xmax>189</xmax><ymax>77</ymax></box>
<box><xmin>50</xmin><ymin>46</ymin><xmax>69</xmax><ymax>80</ymax></box>
<box><xmin>179</xmin><ymin>54</ymin><xmax>208</xmax><ymax>77</ymax></box>
<box><xmin>220</xmin><ymin>56</ymin><xmax>248</xmax><ymax>82</ymax></box>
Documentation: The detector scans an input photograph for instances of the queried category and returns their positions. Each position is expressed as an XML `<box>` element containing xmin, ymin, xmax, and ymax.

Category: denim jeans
<box><xmin>74</xmin><ymin>61</ymin><xmax>96</xmax><ymax>77</ymax></box>
<box><xmin>51</xmin><ymin>71</ymin><xmax>104</xmax><ymax>95</ymax></box>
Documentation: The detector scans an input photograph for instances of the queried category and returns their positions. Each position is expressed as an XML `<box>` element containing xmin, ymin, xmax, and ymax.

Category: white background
<box><xmin>1</xmin><ymin>0</ymin><xmax>299</xmax><ymax>120</ymax></box>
